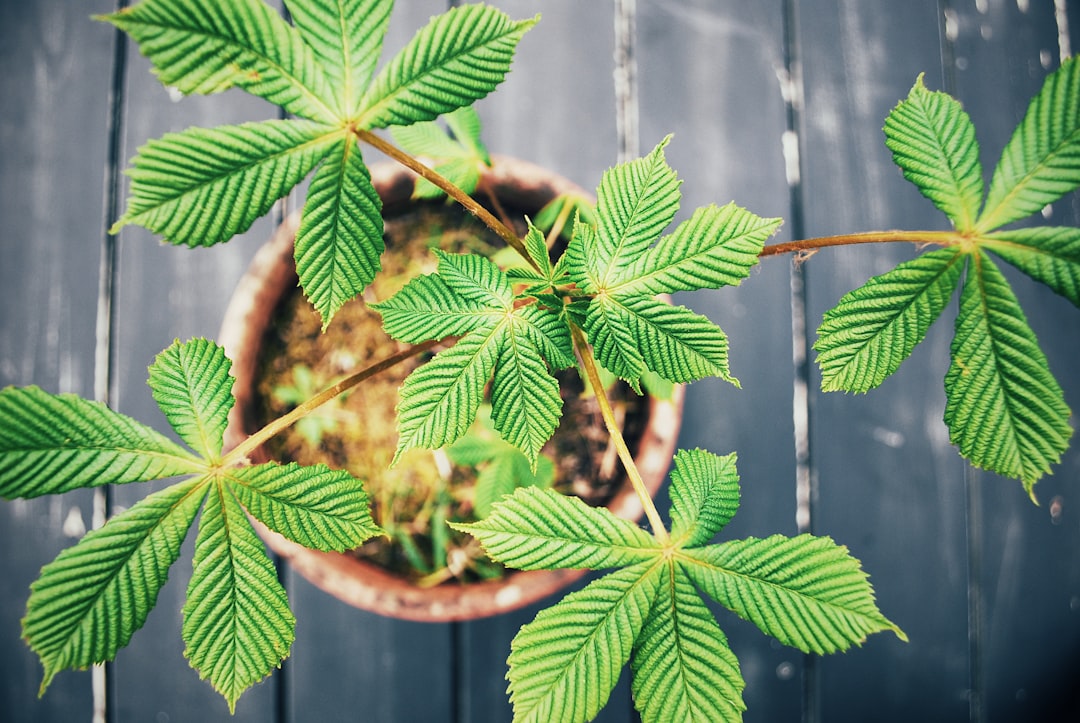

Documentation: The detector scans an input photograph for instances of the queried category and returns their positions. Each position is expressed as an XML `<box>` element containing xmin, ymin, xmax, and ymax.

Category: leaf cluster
<box><xmin>815</xmin><ymin>63</ymin><xmax>1080</xmax><ymax>496</ymax></box>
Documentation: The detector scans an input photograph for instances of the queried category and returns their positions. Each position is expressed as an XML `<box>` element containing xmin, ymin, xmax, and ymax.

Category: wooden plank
<box><xmin>280</xmin><ymin>3</ymin><xmax>457</xmax><ymax>722</ymax></box>
<box><xmin>947</xmin><ymin>3</ymin><xmax>1080</xmax><ymax>721</ymax></box>
<box><xmin>637</xmin><ymin>2</ymin><xmax>803</xmax><ymax>721</ymax></box>
<box><xmin>796</xmin><ymin>1</ymin><xmax>972</xmax><ymax>720</ymax></box>
<box><xmin>0</xmin><ymin>2</ymin><xmax>115</xmax><ymax>721</ymax></box>
<box><xmin>455</xmin><ymin>2</ymin><xmax>640</xmax><ymax>720</ymax></box>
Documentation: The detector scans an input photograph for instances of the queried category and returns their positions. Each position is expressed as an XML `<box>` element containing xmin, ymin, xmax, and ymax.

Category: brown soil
<box><xmin>252</xmin><ymin>200</ymin><xmax>647</xmax><ymax>585</ymax></box>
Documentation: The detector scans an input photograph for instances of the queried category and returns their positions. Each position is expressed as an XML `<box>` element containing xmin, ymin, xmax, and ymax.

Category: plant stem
<box><xmin>355</xmin><ymin>128</ymin><xmax>540</xmax><ymax>273</ymax></box>
<box><xmin>222</xmin><ymin>339</ymin><xmax>442</xmax><ymax>467</ymax></box>
<box><xmin>760</xmin><ymin>229</ymin><xmax>961</xmax><ymax>258</ymax></box>
<box><xmin>570</xmin><ymin>325</ymin><xmax>670</xmax><ymax>545</ymax></box>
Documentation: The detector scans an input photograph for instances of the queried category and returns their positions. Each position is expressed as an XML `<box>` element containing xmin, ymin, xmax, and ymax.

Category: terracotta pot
<box><xmin>220</xmin><ymin>157</ymin><xmax>684</xmax><ymax>622</ymax></box>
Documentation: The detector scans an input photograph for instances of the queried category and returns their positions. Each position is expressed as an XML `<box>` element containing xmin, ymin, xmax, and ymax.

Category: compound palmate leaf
<box><xmin>23</xmin><ymin>478</ymin><xmax>209</xmax><ymax>693</ymax></box>
<box><xmin>456</xmin><ymin>448</ymin><xmax>902</xmax><ymax>723</ymax></box>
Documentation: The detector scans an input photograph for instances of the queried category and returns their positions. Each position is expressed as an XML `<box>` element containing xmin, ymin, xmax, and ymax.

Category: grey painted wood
<box><xmin>948</xmin><ymin>3</ymin><xmax>1080</xmax><ymax>721</ymax></box>
<box><xmin>0</xmin><ymin>1</ymin><xmax>115</xmax><ymax>721</ymax></box>
<box><xmin>796</xmin><ymin>1</ymin><xmax>973</xmax><ymax>720</ymax></box>
<box><xmin>638</xmin><ymin>2</ymin><xmax>803</xmax><ymax>721</ymax></box>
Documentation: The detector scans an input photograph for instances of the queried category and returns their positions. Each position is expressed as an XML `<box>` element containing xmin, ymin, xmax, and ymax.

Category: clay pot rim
<box><xmin>220</xmin><ymin>156</ymin><xmax>684</xmax><ymax>622</ymax></box>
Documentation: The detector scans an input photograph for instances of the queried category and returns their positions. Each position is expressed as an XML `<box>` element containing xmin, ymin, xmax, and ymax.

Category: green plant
<box><xmin>0</xmin><ymin>1</ymin><xmax>1076</xmax><ymax>721</ymax></box>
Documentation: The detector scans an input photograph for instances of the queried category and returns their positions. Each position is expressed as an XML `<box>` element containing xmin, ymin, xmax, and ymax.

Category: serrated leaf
<box><xmin>978</xmin><ymin>56</ymin><xmax>1080</xmax><ymax>231</ymax></box>
<box><xmin>284</xmin><ymin>0</ymin><xmax>392</xmax><ymax>117</ymax></box>
<box><xmin>945</xmin><ymin>252</ymin><xmax>1072</xmax><ymax>495</ymax></box>
<box><xmin>884</xmin><ymin>74</ymin><xmax>984</xmax><ymax>230</ymax></box>
<box><xmin>490</xmin><ymin>322</ymin><xmax>563</xmax><ymax>467</ymax></box>
<box><xmin>507</xmin><ymin>561</ymin><xmax>661</xmax><ymax>723</ymax></box>
<box><xmin>148</xmin><ymin>338</ymin><xmax>234</xmax><ymax>459</ymax></box>
<box><xmin>99</xmin><ymin>0</ymin><xmax>337</xmax><ymax>122</ymax></box>
<box><xmin>815</xmin><ymin>248</ymin><xmax>964</xmax><ymax>393</ymax></box>
<box><xmin>522</xmin><ymin>220</ymin><xmax>555</xmax><ymax>281</ymax></box>
<box><xmin>683</xmin><ymin>534</ymin><xmax>905</xmax><ymax>655</ymax></box>
<box><xmin>112</xmin><ymin>120</ymin><xmax>339</xmax><ymax>247</ymax></box>
<box><xmin>414</xmin><ymin>156</ymin><xmax>483</xmax><ymax>199</ymax></box>
<box><xmin>515</xmin><ymin>303</ymin><xmax>575</xmax><ymax>370</ymax></box>
<box><xmin>295</xmin><ymin>134</ymin><xmax>384</xmax><ymax>328</ymax></box>
<box><xmin>0</xmin><ymin>386</ymin><xmax>203</xmax><ymax>499</ymax></box>
<box><xmin>668</xmin><ymin>449</ymin><xmax>740</xmax><ymax>548</ymax></box>
<box><xmin>373</xmin><ymin>273</ymin><xmax>498</xmax><ymax>343</ymax></box>
<box><xmin>473</xmin><ymin>450</ymin><xmax>554</xmax><ymax>519</ymax></box>
<box><xmin>984</xmin><ymin>226</ymin><xmax>1080</xmax><ymax>307</ymax></box>
<box><xmin>358</xmin><ymin>5</ymin><xmax>537</xmax><ymax>129</ymax></box>
<box><xmin>453</xmin><ymin>487</ymin><xmax>659</xmax><ymax>570</ymax></box>
<box><xmin>391</xmin><ymin>115</ymin><xmax>472</xmax><ymax>159</ymax></box>
<box><xmin>226</xmin><ymin>462</ymin><xmax>382</xmax><ymax>551</ymax></box>
<box><xmin>593</xmin><ymin>136</ymin><xmax>681</xmax><ymax>288</ymax></box>
<box><xmin>183</xmin><ymin>483</ymin><xmax>295</xmax><ymax>713</ymax></box>
<box><xmin>24</xmin><ymin>478</ymin><xmax>208</xmax><ymax>693</ymax></box>
<box><xmin>436</xmin><ymin>251</ymin><xmax>513</xmax><ymax>307</ymax></box>
<box><xmin>394</xmin><ymin>325</ymin><xmax>502</xmax><ymax>459</ymax></box>
<box><xmin>631</xmin><ymin>564</ymin><xmax>745</xmax><ymax>723</ymax></box>
<box><xmin>586</xmin><ymin>295</ymin><xmax>735</xmax><ymax>386</ymax></box>
<box><xmin>620</xmin><ymin>203</ymin><xmax>779</xmax><ymax>295</ymax></box>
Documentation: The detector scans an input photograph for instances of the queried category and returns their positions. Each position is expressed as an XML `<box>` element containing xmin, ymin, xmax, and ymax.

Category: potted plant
<box><xmin>0</xmin><ymin>1</ymin><xmax>1076</xmax><ymax>721</ymax></box>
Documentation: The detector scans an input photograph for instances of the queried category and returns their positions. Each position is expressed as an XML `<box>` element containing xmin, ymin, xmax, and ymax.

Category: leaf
<box><xmin>621</xmin><ymin>202</ymin><xmax>779</xmax><ymax>295</ymax></box>
<box><xmin>294</xmin><ymin>133</ymin><xmax>384</xmax><ymax>328</ymax></box>
<box><xmin>515</xmin><ymin>303</ymin><xmax>576</xmax><ymax>370</ymax></box>
<box><xmin>183</xmin><ymin>483</ymin><xmax>295</xmax><ymax>713</ymax></box>
<box><xmin>522</xmin><ymin>220</ymin><xmax>555</xmax><ymax>281</ymax></box>
<box><xmin>454</xmin><ymin>487</ymin><xmax>660</xmax><ymax>570</ymax></box>
<box><xmin>284</xmin><ymin>0</ymin><xmax>392</xmax><ymax>117</ymax></box>
<box><xmin>945</xmin><ymin>252</ymin><xmax>1072</xmax><ymax>495</ymax></box>
<box><xmin>473</xmin><ymin>450</ymin><xmax>554</xmax><ymax>519</ymax></box>
<box><xmin>358</xmin><ymin>5</ymin><xmax>537</xmax><ymax>129</ymax></box>
<box><xmin>592</xmin><ymin>136</ymin><xmax>681</xmax><ymax>289</ymax></box>
<box><xmin>668</xmin><ymin>449</ymin><xmax>740</xmax><ymax>548</ymax></box>
<box><xmin>112</xmin><ymin>120</ymin><xmax>339</xmax><ymax>247</ymax></box>
<box><xmin>506</xmin><ymin>562</ymin><xmax>662</xmax><ymax>723</ymax></box>
<box><xmin>884</xmin><ymin>74</ymin><xmax>984</xmax><ymax>230</ymax></box>
<box><xmin>978</xmin><ymin>56</ymin><xmax>1080</xmax><ymax>231</ymax></box>
<box><xmin>99</xmin><ymin>0</ymin><xmax>337</xmax><ymax>122</ymax></box>
<box><xmin>24</xmin><ymin>478</ymin><xmax>208</xmax><ymax>693</ymax></box>
<box><xmin>444</xmin><ymin>105</ymin><xmax>490</xmax><ymax>164</ymax></box>
<box><xmin>631</xmin><ymin>564</ymin><xmax>745</xmax><ymax>723</ymax></box>
<box><xmin>148</xmin><ymin>338</ymin><xmax>234</xmax><ymax>460</ymax></box>
<box><xmin>683</xmin><ymin>534</ymin><xmax>906</xmax><ymax>655</ymax></box>
<box><xmin>390</xmin><ymin>106</ymin><xmax>491</xmax><ymax>198</ymax></box>
<box><xmin>373</xmin><ymin>273</ymin><xmax>497</xmax><ymax>343</ymax></box>
<box><xmin>815</xmin><ymin>248</ymin><xmax>965</xmax><ymax>393</ymax></box>
<box><xmin>226</xmin><ymin>462</ymin><xmax>382</xmax><ymax>551</ymax></box>
<box><xmin>983</xmin><ymin>226</ymin><xmax>1080</xmax><ymax>307</ymax></box>
<box><xmin>0</xmin><ymin>386</ymin><xmax>202</xmax><ymax>499</ymax></box>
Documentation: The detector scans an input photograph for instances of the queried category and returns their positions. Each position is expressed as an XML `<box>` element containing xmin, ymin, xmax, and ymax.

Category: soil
<box><xmin>252</xmin><ymin>199</ymin><xmax>648</xmax><ymax>585</ymax></box>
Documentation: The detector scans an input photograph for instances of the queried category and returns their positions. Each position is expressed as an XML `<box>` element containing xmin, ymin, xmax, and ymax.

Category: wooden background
<box><xmin>2</xmin><ymin>1</ymin><xmax>1079</xmax><ymax>721</ymax></box>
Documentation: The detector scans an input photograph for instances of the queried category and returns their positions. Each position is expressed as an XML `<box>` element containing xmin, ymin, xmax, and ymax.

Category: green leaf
<box><xmin>112</xmin><ymin>120</ymin><xmax>339</xmax><ymax>247</ymax></box>
<box><xmin>183</xmin><ymin>483</ymin><xmax>295</xmax><ymax>713</ymax></box>
<box><xmin>226</xmin><ymin>462</ymin><xmax>382</xmax><ymax>551</ymax></box>
<box><xmin>284</xmin><ymin>0</ymin><xmax>392</xmax><ymax>117</ymax></box>
<box><xmin>453</xmin><ymin>487</ymin><xmax>659</xmax><ymax>570</ymax></box>
<box><xmin>24</xmin><ymin>478</ymin><xmax>208</xmax><ymax>693</ymax></box>
<box><xmin>506</xmin><ymin>561</ymin><xmax>662</xmax><ymax>723</ymax></box>
<box><xmin>473</xmin><ymin>450</ymin><xmax>554</xmax><ymax>519</ymax></box>
<box><xmin>390</xmin><ymin>106</ymin><xmax>490</xmax><ymax>198</ymax></box>
<box><xmin>977</xmin><ymin>56</ymin><xmax>1080</xmax><ymax>231</ymax></box>
<box><xmin>148</xmin><ymin>338</ymin><xmax>234</xmax><ymax>460</ymax></box>
<box><xmin>592</xmin><ymin>136</ymin><xmax>681</xmax><ymax>289</ymax></box>
<box><xmin>0</xmin><ymin>386</ymin><xmax>202</xmax><ymax>499</ymax></box>
<box><xmin>815</xmin><ymin>248</ymin><xmax>965</xmax><ymax>393</ymax></box>
<box><xmin>668</xmin><ymin>449</ymin><xmax>740</xmax><ymax>548</ymax></box>
<box><xmin>983</xmin><ymin>226</ymin><xmax>1080</xmax><ymax>307</ymax></box>
<box><xmin>358</xmin><ymin>5</ymin><xmax>537</xmax><ymax>129</ymax></box>
<box><xmin>945</xmin><ymin>252</ymin><xmax>1072</xmax><ymax>495</ymax></box>
<box><xmin>444</xmin><ymin>105</ymin><xmax>490</xmax><ymax>164</ymax></box>
<box><xmin>436</xmin><ymin>251</ymin><xmax>514</xmax><ymax>307</ymax></box>
<box><xmin>522</xmin><ymin>220</ymin><xmax>555</xmax><ymax>282</ymax></box>
<box><xmin>621</xmin><ymin>203</ymin><xmax>778</xmax><ymax>295</ymax></box>
<box><xmin>683</xmin><ymin>534</ymin><xmax>906</xmax><ymax>655</ymax></box>
<box><xmin>294</xmin><ymin>134</ymin><xmax>384</xmax><ymax>328</ymax></box>
<box><xmin>631</xmin><ymin>564</ymin><xmax>745</xmax><ymax>723</ymax></box>
<box><xmin>373</xmin><ymin>273</ymin><xmax>498</xmax><ymax>343</ymax></box>
<box><xmin>586</xmin><ymin>295</ymin><xmax>735</xmax><ymax>386</ymax></box>
<box><xmin>884</xmin><ymin>74</ymin><xmax>984</xmax><ymax>230</ymax></box>
<box><xmin>99</xmin><ymin>0</ymin><xmax>337</xmax><ymax>122</ymax></box>
<box><xmin>515</xmin><ymin>303</ymin><xmax>575</xmax><ymax>370</ymax></box>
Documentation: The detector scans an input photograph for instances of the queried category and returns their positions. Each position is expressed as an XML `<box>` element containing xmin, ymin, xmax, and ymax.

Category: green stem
<box><xmin>355</xmin><ymin>128</ymin><xmax>540</xmax><ymax>274</ymax></box>
<box><xmin>570</xmin><ymin>325</ymin><xmax>670</xmax><ymax>545</ymax></box>
<box><xmin>760</xmin><ymin>229</ymin><xmax>962</xmax><ymax>258</ymax></box>
<box><xmin>222</xmin><ymin>339</ymin><xmax>441</xmax><ymax>467</ymax></box>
